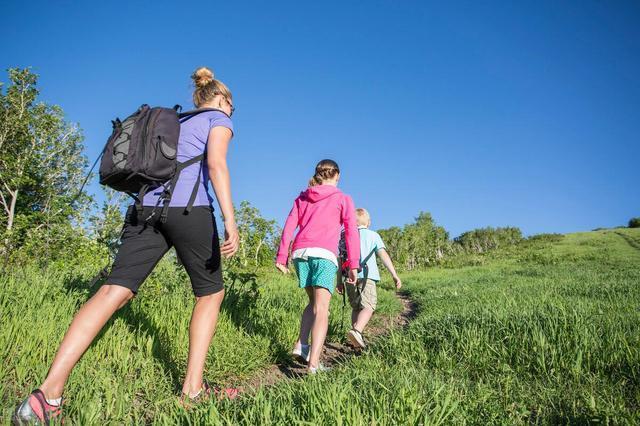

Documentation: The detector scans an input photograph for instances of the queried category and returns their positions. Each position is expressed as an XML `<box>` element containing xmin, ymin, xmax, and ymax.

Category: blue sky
<box><xmin>2</xmin><ymin>0</ymin><xmax>639</xmax><ymax>237</ymax></box>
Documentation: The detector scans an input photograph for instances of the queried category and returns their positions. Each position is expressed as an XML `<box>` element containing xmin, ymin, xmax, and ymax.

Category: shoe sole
<box><xmin>347</xmin><ymin>331</ymin><xmax>366</xmax><ymax>348</ymax></box>
<box><xmin>294</xmin><ymin>354</ymin><xmax>309</xmax><ymax>364</ymax></box>
<box><xmin>292</xmin><ymin>350</ymin><xmax>310</xmax><ymax>364</ymax></box>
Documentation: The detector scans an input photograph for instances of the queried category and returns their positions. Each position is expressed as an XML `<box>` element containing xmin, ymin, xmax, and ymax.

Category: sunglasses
<box><xmin>226</xmin><ymin>98</ymin><xmax>235</xmax><ymax>117</ymax></box>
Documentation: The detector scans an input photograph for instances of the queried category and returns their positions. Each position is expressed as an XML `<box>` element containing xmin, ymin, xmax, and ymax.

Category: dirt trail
<box><xmin>613</xmin><ymin>230</ymin><xmax>640</xmax><ymax>252</ymax></box>
<box><xmin>236</xmin><ymin>292</ymin><xmax>419</xmax><ymax>391</ymax></box>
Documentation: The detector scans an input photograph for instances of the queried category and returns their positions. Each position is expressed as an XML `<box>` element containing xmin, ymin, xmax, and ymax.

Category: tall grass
<box><xmin>1</xmin><ymin>229</ymin><xmax>639</xmax><ymax>424</ymax></box>
<box><xmin>0</xmin><ymin>258</ymin><xmax>400</xmax><ymax>423</ymax></box>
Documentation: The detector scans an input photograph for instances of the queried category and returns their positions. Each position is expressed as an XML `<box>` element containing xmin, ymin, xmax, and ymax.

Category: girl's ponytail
<box><xmin>308</xmin><ymin>159</ymin><xmax>340</xmax><ymax>187</ymax></box>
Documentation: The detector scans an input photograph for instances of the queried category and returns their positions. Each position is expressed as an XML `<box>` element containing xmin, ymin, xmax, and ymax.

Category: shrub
<box><xmin>526</xmin><ymin>233</ymin><xmax>564</xmax><ymax>243</ymax></box>
<box><xmin>629</xmin><ymin>217</ymin><xmax>640</xmax><ymax>228</ymax></box>
<box><xmin>454</xmin><ymin>227</ymin><xmax>523</xmax><ymax>254</ymax></box>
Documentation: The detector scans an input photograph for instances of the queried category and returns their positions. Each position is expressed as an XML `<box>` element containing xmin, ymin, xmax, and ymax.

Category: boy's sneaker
<box><xmin>308</xmin><ymin>364</ymin><xmax>331</xmax><ymax>374</ymax></box>
<box><xmin>292</xmin><ymin>344</ymin><xmax>310</xmax><ymax>364</ymax></box>
<box><xmin>12</xmin><ymin>389</ymin><xmax>63</xmax><ymax>425</ymax></box>
<box><xmin>347</xmin><ymin>329</ymin><xmax>366</xmax><ymax>349</ymax></box>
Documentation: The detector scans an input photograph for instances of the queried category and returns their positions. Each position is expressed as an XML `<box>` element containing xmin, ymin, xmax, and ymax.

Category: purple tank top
<box><xmin>142</xmin><ymin>110</ymin><xmax>233</xmax><ymax>207</ymax></box>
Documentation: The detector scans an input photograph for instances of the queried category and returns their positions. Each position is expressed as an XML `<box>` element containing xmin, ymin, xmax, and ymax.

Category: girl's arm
<box><xmin>341</xmin><ymin>195</ymin><xmax>361</xmax><ymax>282</ymax></box>
<box><xmin>207</xmin><ymin>126</ymin><xmax>238</xmax><ymax>258</ymax></box>
<box><xmin>276</xmin><ymin>201</ymin><xmax>299</xmax><ymax>266</ymax></box>
<box><xmin>377</xmin><ymin>248</ymin><xmax>402</xmax><ymax>289</ymax></box>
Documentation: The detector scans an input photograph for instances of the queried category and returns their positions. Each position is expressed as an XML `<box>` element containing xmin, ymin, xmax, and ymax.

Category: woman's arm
<box><xmin>207</xmin><ymin>126</ymin><xmax>238</xmax><ymax>258</ymax></box>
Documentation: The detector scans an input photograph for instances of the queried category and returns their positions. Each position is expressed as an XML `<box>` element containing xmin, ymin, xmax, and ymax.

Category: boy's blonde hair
<box><xmin>356</xmin><ymin>208</ymin><xmax>370</xmax><ymax>227</ymax></box>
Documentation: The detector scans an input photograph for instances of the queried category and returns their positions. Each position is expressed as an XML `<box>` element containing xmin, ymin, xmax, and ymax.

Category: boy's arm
<box><xmin>377</xmin><ymin>248</ymin><xmax>402</xmax><ymax>290</ymax></box>
<box><xmin>276</xmin><ymin>201</ymin><xmax>299</xmax><ymax>266</ymax></box>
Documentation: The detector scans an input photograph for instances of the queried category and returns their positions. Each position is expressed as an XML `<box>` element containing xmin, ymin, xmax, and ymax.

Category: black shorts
<box><xmin>107</xmin><ymin>205</ymin><xmax>223</xmax><ymax>297</ymax></box>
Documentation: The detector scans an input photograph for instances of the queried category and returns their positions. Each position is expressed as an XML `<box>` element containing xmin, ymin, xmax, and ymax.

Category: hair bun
<box><xmin>192</xmin><ymin>66</ymin><xmax>214</xmax><ymax>88</ymax></box>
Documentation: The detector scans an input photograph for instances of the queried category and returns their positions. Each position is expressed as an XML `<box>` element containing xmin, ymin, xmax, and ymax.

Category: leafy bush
<box><xmin>629</xmin><ymin>217</ymin><xmax>640</xmax><ymax>228</ymax></box>
<box><xmin>526</xmin><ymin>233</ymin><xmax>564</xmax><ymax>243</ymax></box>
<box><xmin>454</xmin><ymin>226</ymin><xmax>523</xmax><ymax>253</ymax></box>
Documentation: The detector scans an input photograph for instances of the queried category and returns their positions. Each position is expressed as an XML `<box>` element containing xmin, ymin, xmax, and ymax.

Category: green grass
<box><xmin>0</xmin><ymin>259</ymin><xmax>400</xmax><ymax>424</ymax></box>
<box><xmin>1</xmin><ymin>229</ymin><xmax>639</xmax><ymax>424</ymax></box>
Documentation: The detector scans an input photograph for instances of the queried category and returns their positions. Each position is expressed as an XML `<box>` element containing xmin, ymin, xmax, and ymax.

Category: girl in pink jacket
<box><xmin>276</xmin><ymin>159</ymin><xmax>360</xmax><ymax>373</ymax></box>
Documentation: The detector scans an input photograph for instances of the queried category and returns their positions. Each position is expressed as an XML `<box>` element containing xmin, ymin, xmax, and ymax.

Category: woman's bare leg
<box><xmin>181</xmin><ymin>290</ymin><xmax>225</xmax><ymax>396</ymax></box>
<box><xmin>308</xmin><ymin>287</ymin><xmax>331</xmax><ymax>369</ymax></box>
<box><xmin>39</xmin><ymin>285</ymin><xmax>134</xmax><ymax>399</ymax></box>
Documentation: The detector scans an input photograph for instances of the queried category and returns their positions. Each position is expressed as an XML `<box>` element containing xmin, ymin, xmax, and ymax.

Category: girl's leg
<box><xmin>181</xmin><ymin>290</ymin><xmax>225</xmax><ymax>396</ymax></box>
<box><xmin>295</xmin><ymin>287</ymin><xmax>315</xmax><ymax>348</ymax></box>
<box><xmin>308</xmin><ymin>286</ymin><xmax>331</xmax><ymax>369</ymax></box>
<box><xmin>39</xmin><ymin>285</ymin><xmax>134</xmax><ymax>399</ymax></box>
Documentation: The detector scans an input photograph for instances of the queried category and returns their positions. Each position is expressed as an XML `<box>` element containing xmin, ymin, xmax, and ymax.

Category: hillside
<box><xmin>1</xmin><ymin>229</ymin><xmax>639</xmax><ymax>424</ymax></box>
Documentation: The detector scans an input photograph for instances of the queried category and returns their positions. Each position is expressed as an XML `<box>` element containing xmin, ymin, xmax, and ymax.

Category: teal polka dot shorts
<box><xmin>293</xmin><ymin>257</ymin><xmax>338</xmax><ymax>294</ymax></box>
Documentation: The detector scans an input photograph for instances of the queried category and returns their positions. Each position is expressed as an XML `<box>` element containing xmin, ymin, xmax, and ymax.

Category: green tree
<box><xmin>228</xmin><ymin>201</ymin><xmax>280</xmax><ymax>270</ymax></box>
<box><xmin>0</xmin><ymin>68</ymin><xmax>89</xmax><ymax>259</ymax></box>
<box><xmin>629</xmin><ymin>217</ymin><xmax>640</xmax><ymax>228</ymax></box>
<box><xmin>90</xmin><ymin>188</ymin><xmax>127</xmax><ymax>256</ymax></box>
<box><xmin>378</xmin><ymin>211</ymin><xmax>452</xmax><ymax>271</ymax></box>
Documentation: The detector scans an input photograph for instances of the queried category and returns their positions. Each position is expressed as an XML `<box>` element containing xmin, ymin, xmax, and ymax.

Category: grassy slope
<box><xmin>1</xmin><ymin>229</ymin><xmax>639</xmax><ymax>424</ymax></box>
<box><xmin>0</xmin><ymin>259</ymin><xmax>401</xmax><ymax>424</ymax></box>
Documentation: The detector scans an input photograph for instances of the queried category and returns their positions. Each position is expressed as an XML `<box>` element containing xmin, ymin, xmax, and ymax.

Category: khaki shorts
<box><xmin>346</xmin><ymin>278</ymin><xmax>377</xmax><ymax>311</ymax></box>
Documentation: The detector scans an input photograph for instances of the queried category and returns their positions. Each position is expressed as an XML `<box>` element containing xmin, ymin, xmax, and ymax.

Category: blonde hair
<box><xmin>308</xmin><ymin>159</ymin><xmax>340</xmax><ymax>187</ymax></box>
<box><xmin>356</xmin><ymin>208</ymin><xmax>370</xmax><ymax>227</ymax></box>
<box><xmin>191</xmin><ymin>66</ymin><xmax>233</xmax><ymax>108</ymax></box>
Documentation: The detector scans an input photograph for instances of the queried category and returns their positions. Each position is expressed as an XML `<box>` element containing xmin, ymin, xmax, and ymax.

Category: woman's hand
<box><xmin>220</xmin><ymin>218</ymin><xmax>239</xmax><ymax>258</ymax></box>
<box><xmin>275</xmin><ymin>263</ymin><xmax>289</xmax><ymax>274</ymax></box>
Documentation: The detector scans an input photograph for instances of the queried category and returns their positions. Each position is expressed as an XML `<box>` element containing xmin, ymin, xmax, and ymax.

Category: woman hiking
<box><xmin>13</xmin><ymin>66</ymin><xmax>239</xmax><ymax>424</ymax></box>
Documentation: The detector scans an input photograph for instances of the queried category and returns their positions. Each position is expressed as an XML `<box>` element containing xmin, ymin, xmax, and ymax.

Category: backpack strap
<box><xmin>357</xmin><ymin>247</ymin><xmax>377</xmax><ymax>294</ymax></box>
<box><xmin>158</xmin><ymin>154</ymin><xmax>205</xmax><ymax>223</ymax></box>
<box><xmin>356</xmin><ymin>225</ymin><xmax>378</xmax><ymax>293</ymax></box>
<box><xmin>125</xmin><ymin>184</ymin><xmax>148</xmax><ymax>215</ymax></box>
<box><xmin>136</xmin><ymin>185</ymin><xmax>149</xmax><ymax>213</ymax></box>
<box><xmin>361</xmin><ymin>246</ymin><xmax>377</xmax><ymax>267</ymax></box>
<box><xmin>184</xmin><ymin>163</ymin><xmax>202</xmax><ymax>215</ymax></box>
<box><xmin>178</xmin><ymin>108</ymin><xmax>230</xmax><ymax>123</ymax></box>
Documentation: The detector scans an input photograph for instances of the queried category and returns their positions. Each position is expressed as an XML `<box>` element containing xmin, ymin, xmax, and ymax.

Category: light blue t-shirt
<box><xmin>357</xmin><ymin>226</ymin><xmax>386</xmax><ymax>281</ymax></box>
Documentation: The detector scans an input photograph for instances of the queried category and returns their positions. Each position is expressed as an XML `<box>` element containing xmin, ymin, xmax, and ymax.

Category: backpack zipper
<box><xmin>138</xmin><ymin>106</ymin><xmax>152</xmax><ymax>173</ymax></box>
<box><xmin>143</xmin><ymin>109</ymin><xmax>161</xmax><ymax>175</ymax></box>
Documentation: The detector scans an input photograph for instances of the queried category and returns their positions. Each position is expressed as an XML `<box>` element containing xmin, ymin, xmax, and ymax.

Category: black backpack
<box><xmin>97</xmin><ymin>104</ymin><xmax>225</xmax><ymax>222</ymax></box>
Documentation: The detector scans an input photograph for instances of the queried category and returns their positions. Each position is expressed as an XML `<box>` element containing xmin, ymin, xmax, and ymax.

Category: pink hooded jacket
<box><xmin>276</xmin><ymin>185</ymin><xmax>361</xmax><ymax>269</ymax></box>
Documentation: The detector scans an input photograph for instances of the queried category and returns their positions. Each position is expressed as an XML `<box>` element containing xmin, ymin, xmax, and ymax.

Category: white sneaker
<box><xmin>308</xmin><ymin>364</ymin><xmax>331</xmax><ymax>374</ymax></box>
<box><xmin>347</xmin><ymin>329</ymin><xmax>366</xmax><ymax>348</ymax></box>
<box><xmin>292</xmin><ymin>344</ymin><xmax>310</xmax><ymax>364</ymax></box>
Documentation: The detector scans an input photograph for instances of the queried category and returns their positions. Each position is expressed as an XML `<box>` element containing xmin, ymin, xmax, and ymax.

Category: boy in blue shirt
<box><xmin>339</xmin><ymin>208</ymin><xmax>402</xmax><ymax>348</ymax></box>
